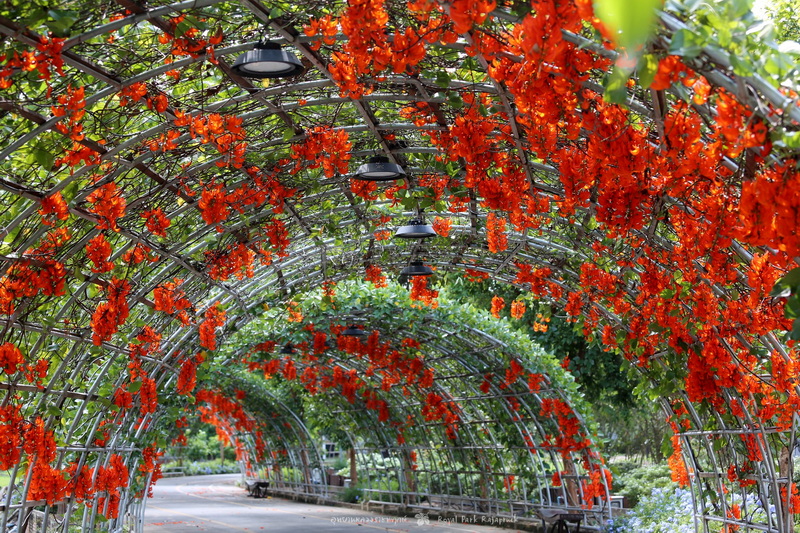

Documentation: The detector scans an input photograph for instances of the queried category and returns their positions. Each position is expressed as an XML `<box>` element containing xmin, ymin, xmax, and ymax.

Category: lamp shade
<box><xmin>400</xmin><ymin>260</ymin><xmax>433</xmax><ymax>276</ymax></box>
<box><xmin>395</xmin><ymin>219</ymin><xmax>437</xmax><ymax>239</ymax></box>
<box><xmin>280</xmin><ymin>342</ymin><xmax>295</xmax><ymax>354</ymax></box>
<box><xmin>354</xmin><ymin>155</ymin><xmax>406</xmax><ymax>181</ymax></box>
<box><xmin>231</xmin><ymin>42</ymin><xmax>304</xmax><ymax>79</ymax></box>
<box><xmin>342</xmin><ymin>325</ymin><xmax>368</xmax><ymax>337</ymax></box>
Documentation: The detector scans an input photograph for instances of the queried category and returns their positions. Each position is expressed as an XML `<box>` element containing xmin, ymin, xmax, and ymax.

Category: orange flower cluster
<box><xmin>51</xmin><ymin>85</ymin><xmax>86</xmax><ymax>141</ymax></box>
<box><xmin>119</xmin><ymin>81</ymin><xmax>148</xmax><ymax>106</ymax></box>
<box><xmin>490</xmin><ymin>295</ymin><xmax>505</xmax><ymax>318</ymax></box>
<box><xmin>153</xmin><ymin>278</ymin><xmax>193</xmax><ymax>325</ymax></box>
<box><xmin>142</xmin><ymin>208</ymin><xmax>170</xmax><ymax>237</ymax></box>
<box><xmin>177</xmin><ymin>356</ymin><xmax>198</xmax><ymax>395</ymax></box>
<box><xmin>158</xmin><ymin>14</ymin><xmax>223</xmax><ymax>61</ymax></box>
<box><xmin>540</xmin><ymin>398</ymin><xmax>590</xmax><ymax>457</ymax></box>
<box><xmin>95</xmin><ymin>454</ymin><xmax>129</xmax><ymax>518</ymax></box>
<box><xmin>139</xmin><ymin>446</ymin><xmax>164</xmax><ymax>497</ymax></box>
<box><xmin>0</xmin><ymin>405</ymin><xmax>22</xmax><ymax>469</ymax></box>
<box><xmin>123</xmin><ymin>243</ymin><xmax>158</xmax><ymax>265</ymax></box>
<box><xmin>0</xmin><ymin>35</ymin><xmax>64</xmax><ymax>90</ymax></box>
<box><xmin>188</xmin><ymin>113</ymin><xmax>247</xmax><ymax>168</ymax></box>
<box><xmin>90</xmin><ymin>277</ymin><xmax>130</xmax><ymax>345</ymax></box>
<box><xmin>286</xmin><ymin>301</ymin><xmax>303</xmax><ymax>323</ymax></box>
<box><xmin>409</xmin><ymin>276</ymin><xmax>439</xmax><ymax>308</ymax></box>
<box><xmin>199</xmin><ymin>303</ymin><xmax>226</xmax><ymax>351</ymax></box>
<box><xmin>486</xmin><ymin>213</ymin><xmax>507</xmax><ymax>253</ymax></box>
<box><xmin>38</xmin><ymin>192</ymin><xmax>70</xmax><ymax>225</ymax></box>
<box><xmin>139</xmin><ymin>376</ymin><xmax>157</xmax><ymax>415</ymax></box>
<box><xmin>510</xmin><ymin>300</ymin><xmax>526</xmax><ymax>319</ymax></box>
<box><xmin>502</xmin><ymin>359</ymin><xmax>526</xmax><ymax>388</ymax></box>
<box><xmin>581</xmin><ymin>466</ymin><xmax>613</xmax><ymax>508</ymax></box>
<box><xmin>450</xmin><ymin>0</ymin><xmax>496</xmax><ymax>33</ymax></box>
<box><xmin>366</xmin><ymin>264</ymin><xmax>388</xmax><ymax>288</ymax></box>
<box><xmin>205</xmin><ymin>243</ymin><xmax>255</xmax><ymax>281</ymax></box>
<box><xmin>326</xmin><ymin>0</ymin><xmax>455</xmax><ymax>97</ymax></box>
<box><xmin>432</xmin><ymin>217</ymin><xmax>451</xmax><ymax>237</ymax></box>
<box><xmin>667</xmin><ymin>435</ymin><xmax>690</xmax><ymax>487</ymax></box>
<box><xmin>23</xmin><ymin>358</ymin><xmax>49</xmax><ymax>389</ymax></box>
<box><xmin>352</xmin><ymin>179</ymin><xmax>379</xmax><ymax>200</ymax></box>
<box><xmin>303</xmin><ymin>14</ymin><xmax>338</xmax><ymax>50</ymax></box>
<box><xmin>87</xmin><ymin>182</ymin><xmax>126</xmax><ymax>232</ymax></box>
<box><xmin>0</xmin><ymin>229</ymin><xmax>68</xmax><ymax>314</ymax></box>
<box><xmin>86</xmin><ymin>233</ymin><xmax>114</xmax><ymax>273</ymax></box>
<box><xmin>264</xmin><ymin>218</ymin><xmax>290</xmax><ymax>258</ymax></box>
<box><xmin>464</xmin><ymin>268</ymin><xmax>489</xmax><ymax>282</ymax></box>
<box><xmin>198</xmin><ymin>183</ymin><xmax>229</xmax><ymax>226</ymax></box>
<box><xmin>290</xmin><ymin>126</ymin><xmax>352</xmax><ymax>178</ymax></box>
<box><xmin>113</xmin><ymin>386</ymin><xmax>133</xmax><ymax>409</ymax></box>
<box><xmin>421</xmin><ymin>392</ymin><xmax>460</xmax><ymax>440</ymax></box>
<box><xmin>0</xmin><ymin>342</ymin><xmax>25</xmax><ymax>374</ymax></box>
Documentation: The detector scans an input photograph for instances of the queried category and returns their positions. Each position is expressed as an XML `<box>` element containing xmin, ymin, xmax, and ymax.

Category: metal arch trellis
<box><xmin>0</xmin><ymin>0</ymin><xmax>798</xmax><ymax>532</ymax></box>
<box><xmin>219</xmin><ymin>288</ymin><xmax>613</xmax><ymax>526</ymax></box>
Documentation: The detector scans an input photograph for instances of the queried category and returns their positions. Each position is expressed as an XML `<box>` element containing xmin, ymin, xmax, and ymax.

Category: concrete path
<box><xmin>142</xmin><ymin>474</ymin><xmax>525</xmax><ymax>532</ymax></box>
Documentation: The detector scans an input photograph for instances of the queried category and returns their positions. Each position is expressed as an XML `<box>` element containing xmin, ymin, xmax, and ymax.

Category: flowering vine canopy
<box><xmin>1</xmin><ymin>0</ymin><xmax>800</xmax><ymax>531</ymax></box>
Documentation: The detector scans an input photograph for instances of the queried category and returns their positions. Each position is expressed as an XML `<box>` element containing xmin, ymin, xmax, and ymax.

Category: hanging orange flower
<box><xmin>486</xmin><ymin>212</ymin><xmax>507</xmax><ymax>253</ymax></box>
<box><xmin>490</xmin><ymin>295</ymin><xmax>505</xmax><ymax>318</ymax></box>
<box><xmin>366</xmin><ymin>264</ymin><xmax>388</xmax><ymax>288</ymax></box>
<box><xmin>87</xmin><ymin>182</ymin><xmax>126</xmax><ymax>232</ymax></box>
<box><xmin>38</xmin><ymin>192</ymin><xmax>69</xmax><ymax>225</ymax></box>
<box><xmin>86</xmin><ymin>233</ymin><xmax>114</xmax><ymax>273</ymax></box>
<box><xmin>199</xmin><ymin>303</ymin><xmax>226</xmax><ymax>351</ymax></box>
<box><xmin>142</xmin><ymin>208</ymin><xmax>171</xmax><ymax>237</ymax></box>
<box><xmin>90</xmin><ymin>277</ymin><xmax>131</xmax><ymax>345</ymax></box>
<box><xmin>0</xmin><ymin>343</ymin><xmax>25</xmax><ymax>374</ymax></box>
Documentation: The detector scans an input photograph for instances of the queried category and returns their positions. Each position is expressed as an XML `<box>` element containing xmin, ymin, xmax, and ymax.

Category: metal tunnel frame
<box><xmin>0</xmin><ymin>0</ymin><xmax>798</xmax><ymax>532</ymax></box>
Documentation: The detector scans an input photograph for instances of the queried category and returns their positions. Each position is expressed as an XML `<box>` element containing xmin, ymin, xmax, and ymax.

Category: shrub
<box><xmin>604</xmin><ymin>487</ymin><xmax>694</xmax><ymax>533</ymax></box>
<box><xmin>340</xmin><ymin>485</ymin><xmax>363</xmax><ymax>503</ymax></box>
<box><xmin>612</xmin><ymin>463</ymin><xmax>676</xmax><ymax>506</ymax></box>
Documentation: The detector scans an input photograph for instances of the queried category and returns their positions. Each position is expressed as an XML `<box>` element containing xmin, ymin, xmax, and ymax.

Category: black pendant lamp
<box><xmin>354</xmin><ymin>155</ymin><xmax>406</xmax><ymax>181</ymax></box>
<box><xmin>342</xmin><ymin>325</ymin><xmax>368</xmax><ymax>337</ymax></box>
<box><xmin>232</xmin><ymin>41</ymin><xmax>304</xmax><ymax>79</ymax></box>
<box><xmin>280</xmin><ymin>342</ymin><xmax>295</xmax><ymax>354</ymax></box>
<box><xmin>395</xmin><ymin>218</ymin><xmax>437</xmax><ymax>239</ymax></box>
<box><xmin>401</xmin><ymin>260</ymin><xmax>433</xmax><ymax>276</ymax></box>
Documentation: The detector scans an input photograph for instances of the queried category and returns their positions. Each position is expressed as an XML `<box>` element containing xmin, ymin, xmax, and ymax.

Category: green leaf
<box><xmin>602</xmin><ymin>65</ymin><xmax>631</xmax><ymax>104</ymax></box>
<box><xmin>593</xmin><ymin>0</ymin><xmax>662</xmax><ymax>52</ymax></box>
<box><xmin>128</xmin><ymin>380</ymin><xmax>143</xmax><ymax>393</ymax></box>
<box><xmin>435</xmin><ymin>71</ymin><xmax>451</xmax><ymax>88</ymax></box>
<box><xmin>47</xmin><ymin>406</ymin><xmax>63</xmax><ymax>417</ymax></box>
<box><xmin>33</xmin><ymin>146</ymin><xmax>54</xmax><ymax>170</ymax></box>
<box><xmin>637</xmin><ymin>54</ymin><xmax>659</xmax><ymax>89</ymax></box>
<box><xmin>668</xmin><ymin>28</ymin><xmax>705</xmax><ymax>59</ymax></box>
<box><xmin>45</xmin><ymin>9</ymin><xmax>79</xmax><ymax>37</ymax></box>
<box><xmin>770</xmin><ymin>267</ymin><xmax>800</xmax><ymax>296</ymax></box>
<box><xmin>447</xmin><ymin>93</ymin><xmax>464</xmax><ymax>109</ymax></box>
<box><xmin>729</xmin><ymin>52</ymin><xmax>754</xmax><ymax>77</ymax></box>
<box><xmin>789</xmin><ymin>319</ymin><xmax>800</xmax><ymax>341</ymax></box>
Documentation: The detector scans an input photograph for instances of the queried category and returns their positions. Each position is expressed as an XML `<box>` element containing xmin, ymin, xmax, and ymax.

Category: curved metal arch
<box><xmin>4</xmin><ymin>2</ymin><xmax>797</xmax><ymax>532</ymax></box>
<box><xmin>224</xmin><ymin>298</ymin><xmax>611</xmax><ymax>522</ymax></box>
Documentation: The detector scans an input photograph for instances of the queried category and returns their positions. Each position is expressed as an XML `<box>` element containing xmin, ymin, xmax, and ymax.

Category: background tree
<box><xmin>764</xmin><ymin>0</ymin><xmax>800</xmax><ymax>42</ymax></box>
<box><xmin>443</xmin><ymin>274</ymin><xmax>667</xmax><ymax>462</ymax></box>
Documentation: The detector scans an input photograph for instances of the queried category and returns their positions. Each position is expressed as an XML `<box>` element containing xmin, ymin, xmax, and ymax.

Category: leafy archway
<box><xmin>0</xmin><ymin>0</ymin><xmax>799</xmax><ymax>531</ymax></box>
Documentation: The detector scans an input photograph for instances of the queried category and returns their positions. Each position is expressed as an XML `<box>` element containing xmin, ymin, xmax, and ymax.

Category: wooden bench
<box><xmin>245</xmin><ymin>480</ymin><xmax>270</xmax><ymax>498</ymax></box>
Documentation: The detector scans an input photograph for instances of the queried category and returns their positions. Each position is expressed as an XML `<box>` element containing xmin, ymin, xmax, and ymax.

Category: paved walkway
<box><xmin>143</xmin><ymin>474</ymin><xmax>525</xmax><ymax>532</ymax></box>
